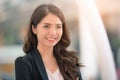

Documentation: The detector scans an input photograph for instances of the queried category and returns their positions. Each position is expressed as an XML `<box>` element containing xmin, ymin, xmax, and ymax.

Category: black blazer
<box><xmin>15</xmin><ymin>48</ymin><xmax>82</xmax><ymax>80</ymax></box>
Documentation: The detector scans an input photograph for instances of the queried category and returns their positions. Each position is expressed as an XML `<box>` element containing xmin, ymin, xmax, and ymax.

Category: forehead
<box><xmin>40</xmin><ymin>13</ymin><xmax>62</xmax><ymax>24</ymax></box>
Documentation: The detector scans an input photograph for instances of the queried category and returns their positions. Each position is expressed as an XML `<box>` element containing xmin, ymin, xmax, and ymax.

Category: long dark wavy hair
<box><xmin>23</xmin><ymin>4</ymin><xmax>81</xmax><ymax>80</ymax></box>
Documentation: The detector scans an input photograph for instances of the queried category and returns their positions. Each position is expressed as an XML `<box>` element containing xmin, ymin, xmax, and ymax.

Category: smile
<box><xmin>46</xmin><ymin>37</ymin><xmax>57</xmax><ymax>42</ymax></box>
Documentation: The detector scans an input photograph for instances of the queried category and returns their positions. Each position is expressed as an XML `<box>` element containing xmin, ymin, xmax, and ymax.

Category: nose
<box><xmin>49</xmin><ymin>28</ymin><xmax>57</xmax><ymax>36</ymax></box>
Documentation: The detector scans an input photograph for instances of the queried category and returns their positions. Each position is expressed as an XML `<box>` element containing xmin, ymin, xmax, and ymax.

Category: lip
<box><xmin>46</xmin><ymin>37</ymin><xmax>56</xmax><ymax>42</ymax></box>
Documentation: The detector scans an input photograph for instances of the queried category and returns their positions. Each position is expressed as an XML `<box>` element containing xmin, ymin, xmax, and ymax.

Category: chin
<box><xmin>48</xmin><ymin>43</ymin><xmax>58</xmax><ymax>47</ymax></box>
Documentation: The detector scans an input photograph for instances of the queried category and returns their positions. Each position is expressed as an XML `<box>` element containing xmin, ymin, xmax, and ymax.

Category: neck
<box><xmin>37</xmin><ymin>44</ymin><xmax>54</xmax><ymax>59</ymax></box>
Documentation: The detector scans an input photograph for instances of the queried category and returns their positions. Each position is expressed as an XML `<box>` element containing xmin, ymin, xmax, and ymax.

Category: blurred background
<box><xmin>0</xmin><ymin>0</ymin><xmax>120</xmax><ymax>80</ymax></box>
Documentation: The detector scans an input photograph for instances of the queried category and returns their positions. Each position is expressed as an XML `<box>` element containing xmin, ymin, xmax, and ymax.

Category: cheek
<box><xmin>36</xmin><ymin>32</ymin><xmax>43</xmax><ymax>40</ymax></box>
<box><xmin>59</xmin><ymin>31</ymin><xmax>63</xmax><ymax>38</ymax></box>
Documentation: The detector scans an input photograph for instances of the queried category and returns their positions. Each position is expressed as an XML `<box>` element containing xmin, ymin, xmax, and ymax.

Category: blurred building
<box><xmin>95</xmin><ymin>0</ymin><xmax>120</xmax><ymax>79</ymax></box>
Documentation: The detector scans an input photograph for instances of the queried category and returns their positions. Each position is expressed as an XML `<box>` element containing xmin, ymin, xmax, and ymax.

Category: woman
<box><xmin>15</xmin><ymin>4</ymin><xmax>82</xmax><ymax>80</ymax></box>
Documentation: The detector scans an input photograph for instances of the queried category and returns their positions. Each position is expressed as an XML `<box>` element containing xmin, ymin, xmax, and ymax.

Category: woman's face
<box><xmin>32</xmin><ymin>13</ymin><xmax>63</xmax><ymax>47</ymax></box>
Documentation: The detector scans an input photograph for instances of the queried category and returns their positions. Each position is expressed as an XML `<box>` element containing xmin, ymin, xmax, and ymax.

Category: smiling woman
<box><xmin>32</xmin><ymin>13</ymin><xmax>63</xmax><ymax>47</ymax></box>
<box><xmin>15</xmin><ymin>4</ymin><xmax>82</xmax><ymax>80</ymax></box>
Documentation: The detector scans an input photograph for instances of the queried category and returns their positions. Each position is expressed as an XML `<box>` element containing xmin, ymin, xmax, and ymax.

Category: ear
<box><xmin>32</xmin><ymin>25</ymin><xmax>37</xmax><ymax>34</ymax></box>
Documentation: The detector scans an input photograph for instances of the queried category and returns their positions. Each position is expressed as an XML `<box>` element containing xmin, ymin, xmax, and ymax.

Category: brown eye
<box><xmin>57</xmin><ymin>26</ymin><xmax>62</xmax><ymax>28</ymax></box>
<box><xmin>56</xmin><ymin>25</ymin><xmax>62</xmax><ymax>29</ymax></box>
<box><xmin>43</xmin><ymin>25</ymin><xmax>49</xmax><ymax>28</ymax></box>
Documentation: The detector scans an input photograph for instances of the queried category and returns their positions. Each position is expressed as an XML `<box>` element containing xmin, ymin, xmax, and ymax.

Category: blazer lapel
<box><xmin>31</xmin><ymin>48</ymin><xmax>49</xmax><ymax>80</ymax></box>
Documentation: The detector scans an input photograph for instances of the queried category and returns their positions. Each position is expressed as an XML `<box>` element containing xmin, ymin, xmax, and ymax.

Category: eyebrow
<box><xmin>43</xmin><ymin>23</ymin><xmax>62</xmax><ymax>25</ymax></box>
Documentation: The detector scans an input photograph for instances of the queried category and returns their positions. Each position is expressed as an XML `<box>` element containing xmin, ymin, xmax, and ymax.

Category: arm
<box><xmin>15</xmin><ymin>57</ymin><xmax>32</xmax><ymax>80</ymax></box>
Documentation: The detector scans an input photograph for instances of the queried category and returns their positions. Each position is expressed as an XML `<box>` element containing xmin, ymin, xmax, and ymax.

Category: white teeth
<box><xmin>47</xmin><ymin>38</ymin><xmax>55</xmax><ymax>40</ymax></box>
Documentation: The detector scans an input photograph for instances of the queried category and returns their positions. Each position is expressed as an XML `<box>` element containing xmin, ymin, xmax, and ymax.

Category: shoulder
<box><xmin>15</xmin><ymin>52</ymin><xmax>33</xmax><ymax>68</ymax></box>
<box><xmin>15</xmin><ymin>53</ymin><xmax>34</xmax><ymax>80</ymax></box>
<box><xmin>15</xmin><ymin>48</ymin><xmax>40</xmax><ymax>66</ymax></box>
<box><xmin>15</xmin><ymin>52</ymin><xmax>34</xmax><ymax>75</ymax></box>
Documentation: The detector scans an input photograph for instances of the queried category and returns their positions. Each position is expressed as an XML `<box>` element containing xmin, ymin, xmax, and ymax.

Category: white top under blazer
<box><xmin>46</xmin><ymin>68</ymin><xmax>64</xmax><ymax>80</ymax></box>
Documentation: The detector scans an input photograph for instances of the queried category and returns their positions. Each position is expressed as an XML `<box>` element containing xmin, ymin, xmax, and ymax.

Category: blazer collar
<box><xmin>31</xmin><ymin>48</ymin><xmax>49</xmax><ymax>80</ymax></box>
